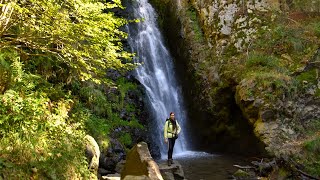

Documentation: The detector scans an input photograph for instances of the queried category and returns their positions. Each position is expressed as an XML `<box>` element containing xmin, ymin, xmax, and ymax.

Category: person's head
<box><xmin>170</xmin><ymin>112</ymin><xmax>175</xmax><ymax>120</ymax></box>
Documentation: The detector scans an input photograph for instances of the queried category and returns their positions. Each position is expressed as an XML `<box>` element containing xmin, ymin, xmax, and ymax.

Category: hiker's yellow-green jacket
<box><xmin>164</xmin><ymin>119</ymin><xmax>181</xmax><ymax>139</ymax></box>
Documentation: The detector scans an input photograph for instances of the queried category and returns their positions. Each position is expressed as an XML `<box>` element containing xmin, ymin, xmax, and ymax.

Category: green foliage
<box><xmin>0</xmin><ymin>50</ymin><xmax>19</xmax><ymax>93</ymax></box>
<box><xmin>296</xmin><ymin>69</ymin><xmax>318</xmax><ymax>85</ymax></box>
<box><xmin>312</xmin><ymin>22</ymin><xmax>320</xmax><ymax>37</ymax></box>
<box><xmin>290</xmin><ymin>0</ymin><xmax>320</xmax><ymax>12</ymax></box>
<box><xmin>255</xmin><ymin>24</ymin><xmax>306</xmax><ymax>56</ymax></box>
<box><xmin>302</xmin><ymin>136</ymin><xmax>320</xmax><ymax>176</ymax></box>
<box><xmin>223</xmin><ymin>44</ymin><xmax>239</xmax><ymax>57</ymax></box>
<box><xmin>187</xmin><ymin>7</ymin><xmax>204</xmax><ymax>42</ymax></box>
<box><xmin>315</xmin><ymin>89</ymin><xmax>320</xmax><ymax>97</ymax></box>
<box><xmin>253</xmin><ymin>15</ymin><xmax>319</xmax><ymax>74</ymax></box>
<box><xmin>117</xmin><ymin>78</ymin><xmax>137</xmax><ymax>108</ymax></box>
<box><xmin>242</xmin><ymin>70</ymin><xmax>294</xmax><ymax>100</ymax></box>
<box><xmin>240</xmin><ymin>52</ymin><xmax>296</xmax><ymax>100</ymax></box>
<box><xmin>72</xmin><ymin>104</ymin><xmax>110</xmax><ymax>139</ymax></box>
<box><xmin>0</xmin><ymin>66</ymin><xmax>90</xmax><ymax>178</ymax></box>
<box><xmin>236</xmin><ymin>12</ymin><xmax>320</xmax><ymax>102</ymax></box>
<box><xmin>119</xmin><ymin>133</ymin><xmax>133</xmax><ymax>147</ymax></box>
<box><xmin>245</xmin><ymin>53</ymin><xmax>281</xmax><ymax>69</ymax></box>
<box><xmin>304</xmin><ymin>137</ymin><xmax>320</xmax><ymax>153</ymax></box>
<box><xmin>80</xmin><ymin>85</ymin><xmax>109</xmax><ymax>116</ymax></box>
<box><xmin>2</xmin><ymin>0</ymin><xmax>137</xmax><ymax>84</ymax></box>
<box><xmin>296</xmin><ymin>119</ymin><xmax>320</xmax><ymax>176</ymax></box>
<box><xmin>303</xmin><ymin>119</ymin><xmax>320</xmax><ymax>135</ymax></box>
<box><xmin>0</xmin><ymin>0</ymin><xmax>144</xmax><ymax>178</ymax></box>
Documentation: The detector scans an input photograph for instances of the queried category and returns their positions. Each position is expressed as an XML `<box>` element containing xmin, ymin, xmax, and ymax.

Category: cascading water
<box><xmin>126</xmin><ymin>0</ymin><xmax>188</xmax><ymax>158</ymax></box>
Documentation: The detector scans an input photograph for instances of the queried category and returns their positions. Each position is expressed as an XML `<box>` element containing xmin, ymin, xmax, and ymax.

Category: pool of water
<box><xmin>162</xmin><ymin>151</ymin><xmax>249</xmax><ymax>180</ymax></box>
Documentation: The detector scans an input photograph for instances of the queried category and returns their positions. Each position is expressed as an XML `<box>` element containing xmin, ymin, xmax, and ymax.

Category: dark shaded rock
<box><xmin>98</xmin><ymin>168</ymin><xmax>111</xmax><ymax>176</ymax></box>
<box><xmin>100</xmin><ymin>139</ymin><xmax>126</xmax><ymax>172</ymax></box>
<box><xmin>115</xmin><ymin>160</ymin><xmax>126</xmax><ymax>173</ymax></box>
<box><xmin>260</xmin><ymin>110</ymin><xmax>276</xmax><ymax>122</ymax></box>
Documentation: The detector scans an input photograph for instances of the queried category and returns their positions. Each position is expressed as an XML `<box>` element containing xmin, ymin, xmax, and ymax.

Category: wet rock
<box><xmin>158</xmin><ymin>160</ymin><xmax>185</xmax><ymax>180</ymax></box>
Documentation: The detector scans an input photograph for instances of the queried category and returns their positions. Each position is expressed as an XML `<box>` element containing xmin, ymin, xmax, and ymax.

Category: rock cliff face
<box><xmin>148</xmin><ymin>0</ymin><xmax>320</xmax><ymax>165</ymax></box>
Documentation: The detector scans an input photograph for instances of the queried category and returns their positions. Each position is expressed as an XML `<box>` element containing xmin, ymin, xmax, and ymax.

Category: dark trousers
<box><xmin>168</xmin><ymin>138</ymin><xmax>176</xmax><ymax>160</ymax></box>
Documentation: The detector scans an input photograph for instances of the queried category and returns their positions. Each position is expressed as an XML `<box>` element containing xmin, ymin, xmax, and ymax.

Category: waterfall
<box><xmin>126</xmin><ymin>0</ymin><xmax>188</xmax><ymax>158</ymax></box>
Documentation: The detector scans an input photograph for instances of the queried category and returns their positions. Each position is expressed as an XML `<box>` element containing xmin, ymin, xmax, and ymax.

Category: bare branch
<box><xmin>0</xmin><ymin>2</ymin><xmax>14</xmax><ymax>34</ymax></box>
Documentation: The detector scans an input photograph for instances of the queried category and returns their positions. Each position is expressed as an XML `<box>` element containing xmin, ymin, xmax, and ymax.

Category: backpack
<box><xmin>166</xmin><ymin>118</ymin><xmax>178</xmax><ymax>139</ymax></box>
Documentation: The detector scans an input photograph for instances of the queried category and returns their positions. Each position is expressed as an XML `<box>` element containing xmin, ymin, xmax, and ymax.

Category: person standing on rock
<box><xmin>164</xmin><ymin>112</ymin><xmax>181</xmax><ymax>166</ymax></box>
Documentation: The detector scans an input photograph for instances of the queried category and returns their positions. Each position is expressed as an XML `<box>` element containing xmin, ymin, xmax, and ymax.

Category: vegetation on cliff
<box><xmin>202</xmin><ymin>6</ymin><xmax>320</xmax><ymax>179</ymax></box>
<box><xmin>149</xmin><ymin>0</ymin><xmax>320</xmax><ymax>177</ymax></box>
<box><xmin>0</xmin><ymin>0</ymin><xmax>142</xmax><ymax>178</ymax></box>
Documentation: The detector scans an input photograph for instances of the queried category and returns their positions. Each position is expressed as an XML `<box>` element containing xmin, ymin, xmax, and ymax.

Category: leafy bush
<box><xmin>117</xmin><ymin>78</ymin><xmax>137</xmax><ymax>109</ymax></box>
<box><xmin>119</xmin><ymin>133</ymin><xmax>133</xmax><ymax>147</ymax></box>
<box><xmin>80</xmin><ymin>85</ymin><xmax>109</xmax><ymax>116</ymax></box>
<box><xmin>0</xmin><ymin>69</ymin><xmax>90</xmax><ymax>178</ymax></box>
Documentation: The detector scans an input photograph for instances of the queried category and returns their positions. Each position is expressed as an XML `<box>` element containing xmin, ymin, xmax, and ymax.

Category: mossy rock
<box><xmin>233</xmin><ymin>169</ymin><xmax>250</xmax><ymax>178</ymax></box>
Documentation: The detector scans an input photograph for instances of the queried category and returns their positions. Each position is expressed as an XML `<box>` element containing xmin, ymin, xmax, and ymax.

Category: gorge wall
<box><xmin>147</xmin><ymin>0</ymin><xmax>320</xmax><ymax>170</ymax></box>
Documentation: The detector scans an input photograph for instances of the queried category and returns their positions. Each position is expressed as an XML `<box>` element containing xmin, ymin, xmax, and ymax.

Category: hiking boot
<box><xmin>167</xmin><ymin>160</ymin><xmax>171</xmax><ymax>166</ymax></box>
<box><xmin>169</xmin><ymin>159</ymin><xmax>174</xmax><ymax>164</ymax></box>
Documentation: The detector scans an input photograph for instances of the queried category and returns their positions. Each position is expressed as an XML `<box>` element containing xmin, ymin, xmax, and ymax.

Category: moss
<box><xmin>315</xmin><ymin>89</ymin><xmax>320</xmax><ymax>97</ymax></box>
<box><xmin>278</xmin><ymin>167</ymin><xmax>290</xmax><ymax>178</ymax></box>
<box><xmin>312</xmin><ymin>21</ymin><xmax>320</xmax><ymax>37</ymax></box>
<box><xmin>301</xmin><ymin>137</ymin><xmax>320</xmax><ymax>176</ymax></box>
<box><xmin>304</xmin><ymin>137</ymin><xmax>320</xmax><ymax>154</ymax></box>
<box><xmin>296</xmin><ymin>69</ymin><xmax>318</xmax><ymax>85</ymax></box>
<box><xmin>253</xmin><ymin>119</ymin><xmax>264</xmax><ymax>137</ymax></box>
<box><xmin>234</xmin><ymin>169</ymin><xmax>250</xmax><ymax>178</ymax></box>
<box><xmin>223</xmin><ymin>44</ymin><xmax>239</xmax><ymax>57</ymax></box>
<box><xmin>245</xmin><ymin>53</ymin><xmax>280</xmax><ymax>69</ymax></box>
<box><xmin>186</xmin><ymin>6</ymin><xmax>204</xmax><ymax>42</ymax></box>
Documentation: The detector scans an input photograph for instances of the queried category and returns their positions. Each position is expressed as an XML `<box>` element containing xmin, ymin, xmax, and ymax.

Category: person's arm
<box><xmin>164</xmin><ymin>121</ymin><xmax>168</xmax><ymax>139</ymax></box>
<box><xmin>176</xmin><ymin>120</ymin><xmax>181</xmax><ymax>134</ymax></box>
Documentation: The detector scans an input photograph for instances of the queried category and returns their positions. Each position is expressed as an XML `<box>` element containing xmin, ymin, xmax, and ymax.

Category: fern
<box><xmin>10</xmin><ymin>57</ymin><xmax>23</xmax><ymax>83</ymax></box>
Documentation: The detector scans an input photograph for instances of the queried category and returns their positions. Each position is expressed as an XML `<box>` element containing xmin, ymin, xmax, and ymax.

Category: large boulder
<box><xmin>121</xmin><ymin>142</ymin><xmax>163</xmax><ymax>180</ymax></box>
<box><xmin>85</xmin><ymin>135</ymin><xmax>100</xmax><ymax>174</ymax></box>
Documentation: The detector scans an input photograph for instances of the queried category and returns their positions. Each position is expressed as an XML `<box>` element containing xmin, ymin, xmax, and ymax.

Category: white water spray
<box><xmin>127</xmin><ymin>0</ymin><xmax>188</xmax><ymax>158</ymax></box>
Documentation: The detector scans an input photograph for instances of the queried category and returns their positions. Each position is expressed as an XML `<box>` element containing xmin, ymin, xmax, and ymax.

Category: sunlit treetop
<box><xmin>0</xmin><ymin>0</ymin><xmax>137</xmax><ymax>84</ymax></box>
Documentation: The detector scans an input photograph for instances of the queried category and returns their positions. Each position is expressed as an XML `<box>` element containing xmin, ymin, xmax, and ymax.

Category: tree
<box><xmin>0</xmin><ymin>0</ymin><xmax>136</xmax><ymax>84</ymax></box>
<box><xmin>0</xmin><ymin>0</ymin><xmax>139</xmax><ymax>178</ymax></box>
